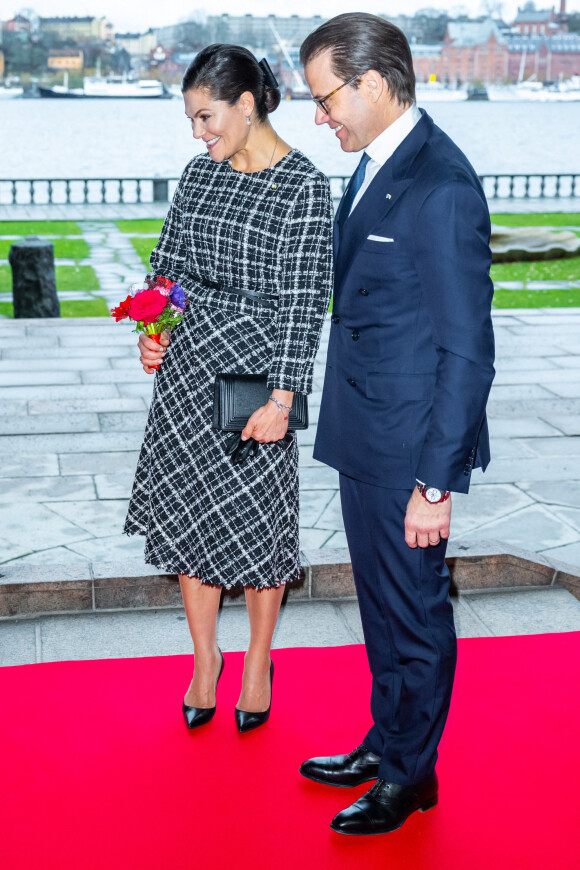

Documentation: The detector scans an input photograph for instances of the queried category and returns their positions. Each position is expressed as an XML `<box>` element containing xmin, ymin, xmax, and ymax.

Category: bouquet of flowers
<box><xmin>110</xmin><ymin>276</ymin><xmax>187</xmax><ymax>370</ymax></box>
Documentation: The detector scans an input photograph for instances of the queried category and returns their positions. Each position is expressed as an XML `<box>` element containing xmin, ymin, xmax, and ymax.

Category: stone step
<box><xmin>4</xmin><ymin>588</ymin><xmax>580</xmax><ymax>668</ymax></box>
<box><xmin>0</xmin><ymin>541</ymin><xmax>578</xmax><ymax>621</ymax></box>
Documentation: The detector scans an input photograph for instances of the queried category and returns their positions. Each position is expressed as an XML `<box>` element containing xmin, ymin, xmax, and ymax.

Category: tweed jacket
<box><xmin>148</xmin><ymin>151</ymin><xmax>334</xmax><ymax>394</ymax></box>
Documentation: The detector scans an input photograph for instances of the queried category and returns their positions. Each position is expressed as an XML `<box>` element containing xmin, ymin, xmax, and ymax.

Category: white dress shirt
<box><xmin>349</xmin><ymin>102</ymin><xmax>422</xmax><ymax>215</ymax></box>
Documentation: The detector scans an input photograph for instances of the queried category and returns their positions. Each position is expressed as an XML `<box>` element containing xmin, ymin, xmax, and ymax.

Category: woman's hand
<box><xmin>138</xmin><ymin>330</ymin><xmax>171</xmax><ymax>374</ymax></box>
<box><xmin>241</xmin><ymin>390</ymin><xmax>294</xmax><ymax>443</ymax></box>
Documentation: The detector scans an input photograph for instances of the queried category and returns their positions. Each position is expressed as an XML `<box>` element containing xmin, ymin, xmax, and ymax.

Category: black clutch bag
<box><xmin>212</xmin><ymin>373</ymin><xmax>308</xmax><ymax>431</ymax></box>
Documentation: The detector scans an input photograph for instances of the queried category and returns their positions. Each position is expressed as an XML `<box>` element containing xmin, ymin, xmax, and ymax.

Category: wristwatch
<box><xmin>416</xmin><ymin>481</ymin><xmax>450</xmax><ymax>504</ymax></box>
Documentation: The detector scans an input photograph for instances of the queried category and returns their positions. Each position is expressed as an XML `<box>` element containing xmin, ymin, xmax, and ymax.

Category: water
<box><xmin>0</xmin><ymin>98</ymin><xmax>578</xmax><ymax>179</ymax></box>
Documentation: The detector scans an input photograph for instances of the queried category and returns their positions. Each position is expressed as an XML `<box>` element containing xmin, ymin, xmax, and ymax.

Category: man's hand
<box><xmin>404</xmin><ymin>487</ymin><xmax>451</xmax><ymax>549</ymax></box>
<box><xmin>138</xmin><ymin>330</ymin><xmax>171</xmax><ymax>374</ymax></box>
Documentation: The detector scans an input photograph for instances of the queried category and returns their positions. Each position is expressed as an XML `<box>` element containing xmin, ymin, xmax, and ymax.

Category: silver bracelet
<box><xmin>269</xmin><ymin>395</ymin><xmax>292</xmax><ymax>413</ymax></box>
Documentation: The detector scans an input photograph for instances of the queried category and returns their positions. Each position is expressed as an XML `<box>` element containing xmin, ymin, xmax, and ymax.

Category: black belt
<box><xmin>195</xmin><ymin>277</ymin><xmax>279</xmax><ymax>302</ymax></box>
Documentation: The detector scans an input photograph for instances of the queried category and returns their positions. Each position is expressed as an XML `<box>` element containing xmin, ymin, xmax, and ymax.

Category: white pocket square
<box><xmin>367</xmin><ymin>235</ymin><xmax>394</xmax><ymax>242</ymax></box>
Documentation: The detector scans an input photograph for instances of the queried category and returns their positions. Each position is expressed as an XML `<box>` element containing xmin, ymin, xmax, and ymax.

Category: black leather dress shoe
<box><xmin>182</xmin><ymin>651</ymin><xmax>224</xmax><ymax>730</ymax></box>
<box><xmin>330</xmin><ymin>773</ymin><xmax>438</xmax><ymax>836</ymax></box>
<box><xmin>299</xmin><ymin>744</ymin><xmax>381</xmax><ymax>788</ymax></box>
<box><xmin>235</xmin><ymin>660</ymin><xmax>274</xmax><ymax>733</ymax></box>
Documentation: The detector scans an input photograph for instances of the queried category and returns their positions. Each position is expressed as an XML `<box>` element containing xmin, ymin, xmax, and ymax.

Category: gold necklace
<box><xmin>229</xmin><ymin>132</ymin><xmax>279</xmax><ymax>172</ymax></box>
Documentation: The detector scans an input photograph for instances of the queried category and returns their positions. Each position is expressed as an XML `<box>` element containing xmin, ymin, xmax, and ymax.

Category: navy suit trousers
<box><xmin>339</xmin><ymin>474</ymin><xmax>457</xmax><ymax>785</ymax></box>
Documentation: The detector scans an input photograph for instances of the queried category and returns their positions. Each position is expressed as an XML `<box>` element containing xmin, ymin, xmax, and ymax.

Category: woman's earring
<box><xmin>246</xmin><ymin>115</ymin><xmax>251</xmax><ymax>126</ymax></box>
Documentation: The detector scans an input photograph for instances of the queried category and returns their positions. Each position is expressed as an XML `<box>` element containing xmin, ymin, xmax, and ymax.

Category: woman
<box><xmin>124</xmin><ymin>45</ymin><xmax>333</xmax><ymax>733</ymax></box>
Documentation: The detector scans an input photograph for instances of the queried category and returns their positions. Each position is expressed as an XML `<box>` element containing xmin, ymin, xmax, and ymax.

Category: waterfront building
<box><xmin>507</xmin><ymin>31</ymin><xmax>580</xmax><ymax>80</ymax></box>
<box><xmin>512</xmin><ymin>3</ymin><xmax>568</xmax><ymax>35</ymax></box>
<box><xmin>440</xmin><ymin>19</ymin><xmax>509</xmax><ymax>83</ymax></box>
<box><xmin>412</xmin><ymin>44</ymin><xmax>444</xmax><ymax>83</ymax></box>
<box><xmin>2</xmin><ymin>15</ymin><xmax>31</xmax><ymax>35</ymax></box>
<box><xmin>206</xmin><ymin>13</ymin><xmax>326</xmax><ymax>48</ymax></box>
<box><xmin>47</xmin><ymin>49</ymin><xmax>84</xmax><ymax>72</ymax></box>
<box><xmin>115</xmin><ymin>30</ymin><xmax>156</xmax><ymax>59</ymax></box>
<box><xmin>416</xmin><ymin>7</ymin><xmax>580</xmax><ymax>84</ymax></box>
<box><xmin>155</xmin><ymin>14</ymin><xmax>325</xmax><ymax>53</ymax></box>
<box><xmin>39</xmin><ymin>16</ymin><xmax>114</xmax><ymax>44</ymax></box>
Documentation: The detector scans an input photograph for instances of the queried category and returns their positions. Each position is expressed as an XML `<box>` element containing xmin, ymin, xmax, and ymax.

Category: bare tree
<box><xmin>480</xmin><ymin>0</ymin><xmax>505</xmax><ymax>19</ymax></box>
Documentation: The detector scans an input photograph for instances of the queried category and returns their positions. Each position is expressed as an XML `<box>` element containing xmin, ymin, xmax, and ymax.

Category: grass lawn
<box><xmin>115</xmin><ymin>220</ymin><xmax>164</xmax><ymax>234</ymax></box>
<box><xmin>55</xmin><ymin>265</ymin><xmax>100</xmax><ymax>293</ymax></box>
<box><xmin>0</xmin><ymin>298</ymin><xmax>111</xmax><ymax>318</ymax></box>
<box><xmin>490</xmin><ymin>212</ymin><xmax>580</xmax><ymax>227</ymax></box>
<box><xmin>493</xmin><ymin>287</ymin><xmax>580</xmax><ymax>308</ymax></box>
<box><xmin>0</xmin><ymin>265</ymin><xmax>10</xmax><ymax>290</ymax></box>
<box><xmin>130</xmin><ymin>237</ymin><xmax>155</xmax><ymax>268</ymax></box>
<box><xmin>0</xmin><ymin>221</ymin><xmax>83</xmax><ymax>236</ymax></box>
<box><xmin>0</xmin><ymin>264</ymin><xmax>99</xmax><ymax>293</ymax></box>
<box><xmin>490</xmin><ymin>255</ymin><xmax>580</xmax><ymax>284</ymax></box>
<box><xmin>0</xmin><ymin>238</ymin><xmax>90</xmax><ymax>261</ymax></box>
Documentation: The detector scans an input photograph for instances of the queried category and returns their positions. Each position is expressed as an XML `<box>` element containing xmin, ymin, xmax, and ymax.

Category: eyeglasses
<box><xmin>312</xmin><ymin>74</ymin><xmax>361</xmax><ymax>115</ymax></box>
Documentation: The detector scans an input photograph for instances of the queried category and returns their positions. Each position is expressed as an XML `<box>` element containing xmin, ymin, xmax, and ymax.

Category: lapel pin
<box><xmin>386</xmin><ymin>193</ymin><xmax>392</xmax><ymax>200</ymax></box>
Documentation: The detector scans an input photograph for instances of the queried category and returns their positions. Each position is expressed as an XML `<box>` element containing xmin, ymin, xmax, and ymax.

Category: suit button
<box><xmin>332</xmin><ymin>315</ymin><xmax>340</xmax><ymax>324</ymax></box>
<box><xmin>351</xmin><ymin>329</ymin><xmax>360</xmax><ymax>341</ymax></box>
<box><xmin>358</xmin><ymin>288</ymin><xmax>369</xmax><ymax>296</ymax></box>
<box><xmin>347</xmin><ymin>377</ymin><xmax>357</xmax><ymax>387</ymax></box>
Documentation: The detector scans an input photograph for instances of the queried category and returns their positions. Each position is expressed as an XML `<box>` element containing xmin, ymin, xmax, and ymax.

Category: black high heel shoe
<box><xmin>182</xmin><ymin>650</ymin><xmax>224</xmax><ymax>730</ymax></box>
<box><xmin>235</xmin><ymin>660</ymin><xmax>274</xmax><ymax>734</ymax></box>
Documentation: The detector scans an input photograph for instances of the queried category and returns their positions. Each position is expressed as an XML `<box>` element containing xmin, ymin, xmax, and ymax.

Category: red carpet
<box><xmin>1</xmin><ymin>634</ymin><xmax>579</xmax><ymax>870</ymax></box>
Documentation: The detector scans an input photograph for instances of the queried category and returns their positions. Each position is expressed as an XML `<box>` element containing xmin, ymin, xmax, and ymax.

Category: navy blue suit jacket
<box><xmin>313</xmin><ymin>110</ymin><xmax>495</xmax><ymax>494</ymax></box>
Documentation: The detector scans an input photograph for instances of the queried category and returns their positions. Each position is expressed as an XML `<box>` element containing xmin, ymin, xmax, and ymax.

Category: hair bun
<box><xmin>263</xmin><ymin>88</ymin><xmax>281</xmax><ymax>114</ymax></box>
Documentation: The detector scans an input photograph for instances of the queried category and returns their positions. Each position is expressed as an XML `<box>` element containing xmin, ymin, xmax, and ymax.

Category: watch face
<box><xmin>426</xmin><ymin>487</ymin><xmax>442</xmax><ymax>503</ymax></box>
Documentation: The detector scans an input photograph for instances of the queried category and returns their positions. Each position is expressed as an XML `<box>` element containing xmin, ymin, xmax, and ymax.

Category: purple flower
<box><xmin>169</xmin><ymin>282</ymin><xmax>187</xmax><ymax>309</ymax></box>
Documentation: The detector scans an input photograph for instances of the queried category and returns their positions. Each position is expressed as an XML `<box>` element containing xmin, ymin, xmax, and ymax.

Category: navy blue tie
<box><xmin>338</xmin><ymin>151</ymin><xmax>370</xmax><ymax>229</ymax></box>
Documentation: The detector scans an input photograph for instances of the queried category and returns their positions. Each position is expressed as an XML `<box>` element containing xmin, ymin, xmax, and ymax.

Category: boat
<box><xmin>488</xmin><ymin>75</ymin><xmax>580</xmax><ymax>102</ymax></box>
<box><xmin>83</xmin><ymin>76</ymin><xmax>165</xmax><ymax>98</ymax></box>
<box><xmin>38</xmin><ymin>72</ymin><xmax>166</xmax><ymax>99</ymax></box>
<box><xmin>0</xmin><ymin>85</ymin><xmax>23</xmax><ymax>99</ymax></box>
<box><xmin>415</xmin><ymin>82</ymin><xmax>467</xmax><ymax>102</ymax></box>
<box><xmin>467</xmin><ymin>85</ymin><xmax>489</xmax><ymax>101</ymax></box>
<box><xmin>37</xmin><ymin>83</ymin><xmax>84</xmax><ymax>98</ymax></box>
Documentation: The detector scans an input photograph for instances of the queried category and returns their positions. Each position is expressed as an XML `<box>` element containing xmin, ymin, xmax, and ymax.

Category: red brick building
<box><xmin>512</xmin><ymin>3</ymin><xmax>567</xmax><ymax>35</ymax></box>
<box><xmin>507</xmin><ymin>32</ymin><xmax>580</xmax><ymax>80</ymax></box>
<box><xmin>439</xmin><ymin>20</ymin><xmax>509</xmax><ymax>84</ymax></box>
<box><xmin>2</xmin><ymin>14</ymin><xmax>31</xmax><ymax>34</ymax></box>
<box><xmin>411</xmin><ymin>3</ymin><xmax>580</xmax><ymax>84</ymax></box>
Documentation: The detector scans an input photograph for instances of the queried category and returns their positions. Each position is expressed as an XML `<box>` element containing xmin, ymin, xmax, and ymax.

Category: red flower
<box><xmin>110</xmin><ymin>295</ymin><xmax>132</xmax><ymax>322</ymax></box>
<box><xmin>128</xmin><ymin>288</ymin><xmax>167</xmax><ymax>326</ymax></box>
<box><xmin>155</xmin><ymin>277</ymin><xmax>173</xmax><ymax>289</ymax></box>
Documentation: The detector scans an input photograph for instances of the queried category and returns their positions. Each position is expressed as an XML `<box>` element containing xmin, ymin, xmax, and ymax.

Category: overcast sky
<box><xmin>10</xmin><ymin>2</ymin><xmax>580</xmax><ymax>35</ymax></box>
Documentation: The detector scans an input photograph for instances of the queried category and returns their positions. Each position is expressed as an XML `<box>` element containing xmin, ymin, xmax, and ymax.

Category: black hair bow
<box><xmin>259</xmin><ymin>58</ymin><xmax>279</xmax><ymax>90</ymax></box>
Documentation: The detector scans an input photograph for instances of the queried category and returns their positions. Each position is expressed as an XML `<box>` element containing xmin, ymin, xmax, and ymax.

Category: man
<box><xmin>299</xmin><ymin>14</ymin><xmax>495</xmax><ymax>836</ymax></box>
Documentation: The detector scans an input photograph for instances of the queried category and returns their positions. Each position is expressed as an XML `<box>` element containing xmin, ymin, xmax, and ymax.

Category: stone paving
<box><xmin>3</xmin><ymin>587</ymin><xmax>580</xmax><ymax>667</ymax></box>
<box><xmin>0</xmin><ymin>308</ymin><xmax>579</xmax><ymax>571</ymax></box>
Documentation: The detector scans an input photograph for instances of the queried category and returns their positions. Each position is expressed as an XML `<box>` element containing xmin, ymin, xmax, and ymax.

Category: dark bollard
<box><xmin>152</xmin><ymin>176</ymin><xmax>169</xmax><ymax>202</ymax></box>
<box><xmin>9</xmin><ymin>236</ymin><xmax>60</xmax><ymax>318</ymax></box>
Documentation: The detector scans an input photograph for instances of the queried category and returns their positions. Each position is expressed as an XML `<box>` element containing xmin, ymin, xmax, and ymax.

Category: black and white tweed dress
<box><xmin>124</xmin><ymin>149</ymin><xmax>333</xmax><ymax>589</ymax></box>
